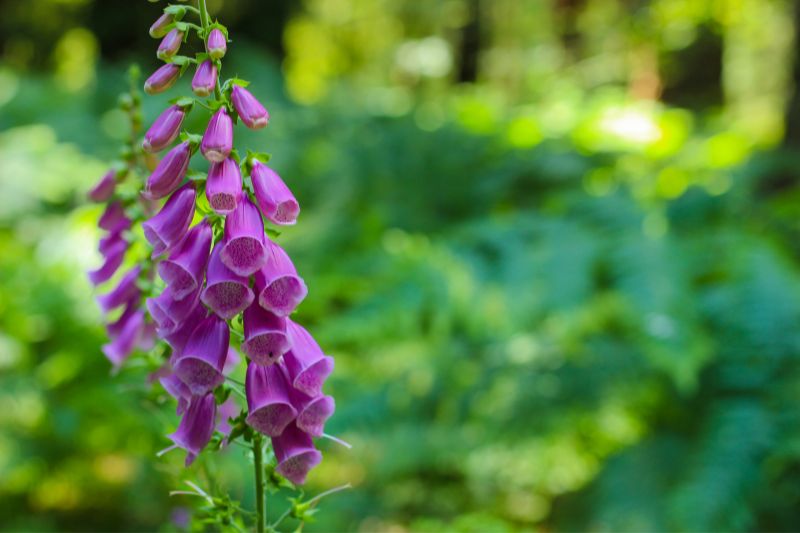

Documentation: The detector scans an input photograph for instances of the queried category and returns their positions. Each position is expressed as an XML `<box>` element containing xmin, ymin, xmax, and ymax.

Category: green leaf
<box><xmin>169</xmin><ymin>95</ymin><xmax>195</xmax><ymax>109</ymax></box>
<box><xmin>163</xmin><ymin>5</ymin><xmax>187</xmax><ymax>19</ymax></box>
<box><xmin>168</xmin><ymin>54</ymin><xmax>195</xmax><ymax>67</ymax></box>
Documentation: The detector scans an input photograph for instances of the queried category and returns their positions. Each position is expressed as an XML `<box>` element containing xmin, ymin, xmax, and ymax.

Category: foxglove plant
<box><xmin>87</xmin><ymin>1</ymin><xmax>349</xmax><ymax>530</ymax></box>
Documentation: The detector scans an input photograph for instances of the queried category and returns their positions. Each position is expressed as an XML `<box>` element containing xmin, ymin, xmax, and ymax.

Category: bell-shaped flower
<box><xmin>88</xmin><ymin>239</ymin><xmax>127</xmax><ymax>286</ymax></box>
<box><xmin>251</xmin><ymin>162</ymin><xmax>298</xmax><ymax>225</ymax></box>
<box><xmin>97</xmin><ymin>266</ymin><xmax>141</xmax><ymax>313</ymax></box>
<box><xmin>98</xmin><ymin>202</ymin><xmax>127</xmax><ymax>231</ymax></box>
<box><xmin>245</xmin><ymin>361</ymin><xmax>297</xmax><ymax>437</ymax></box>
<box><xmin>106</xmin><ymin>302</ymin><xmax>137</xmax><ymax>338</ymax></box>
<box><xmin>88</xmin><ymin>169</ymin><xmax>116</xmax><ymax>202</ymax></box>
<box><xmin>241</xmin><ymin>304</ymin><xmax>291</xmax><ymax>366</ymax></box>
<box><xmin>146</xmin><ymin>141</ymin><xmax>192</xmax><ymax>199</ymax></box>
<box><xmin>291</xmin><ymin>388</ymin><xmax>335</xmax><ymax>438</ymax></box>
<box><xmin>201</xmin><ymin>243</ymin><xmax>254</xmax><ymax>319</ymax></box>
<box><xmin>162</xmin><ymin>303</ymin><xmax>207</xmax><ymax>355</ymax></box>
<box><xmin>145</xmin><ymin>63</ymin><xmax>180</xmax><ymax>95</ymax></box>
<box><xmin>102</xmin><ymin>308</ymin><xmax>145</xmax><ymax>368</ymax></box>
<box><xmin>172</xmin><ymin>314</ymin><xmax>230</xmax><ymax>395</ymax></box>
<box><xmin>147</xmin><ymin>286</ymin><xmax>201</xmax><ymax>336</ymax></box>
<box><xmin>157</xmin><ymin>29</ymin><xmax>184</xmax><ymax>60</ymax></box>
<box><xmin>99</xmin><ymin>229</ymin><xmax>126</xmax><ymax>255</ymax></box>
<box><xmin>149</xmin><ymin>13</ymin><xmax>173</xmax><ymax>38</ymax></box>
<box><xmin>157</xmin><ymin>220</ymin><xmax>212</xmax><ymax>300</ymax></box>
<box><xmin>254</xmin><ymin>241</ymin><xmax>307</xmax><ymax>317</ymax></box>
<box><xmin>160</xmin><ymin>370</ymin><xmax>193</xmax><ymax>415</ymax></box>
<box><xmin>200</xmin><ymin>107</ymin><xmax>233</xmax><ymax>163</ymax></box>
<box><xmin>206</xmin><ymin>157</ymin><xmax>242</xmax><ymax>215</ymax></box>
<box><xmin>231</xmin><ymin>85</ymin><xmax>269</xmax><ymax>130</ymax></box>
<box><xmin>207</xmin><ymin>28</ymin><xmax>227</xmax><ymax>60</ymax></box>
<box><xmin>143</xmin><ymin>105</ymin><xmax>186</xmax><ymax>153</ymax></box>
<box><xmin>192</xmin><ymin>60</ymin><xmax>217</xmax><ymax>97</ymax></box>
<box><xmin>143</xmin><ymin>183</ymin><xmax>196</xmax><ymax>258</ymax></box>
<box><xmin>283</xmin><ymin>319</ymin><xmax>334</xmax><ymax>397</ymax></box>
<box><xmin>138</xmin><ymin>320</ymin><xmax>157</xmax><ymax>351</ymax></box>
<box><xmin>271</xmin><ymin>422</ymin><xmax>322</xmax><ymax>485</ymax></box>
<box><xmin>220</xmin><ymin>197</ymin><xmax>268</xmax><ymax>276</ymax></box>
<box><xmin>168</xmin><ymin>393</ymin><xmax>217</xmax><ymax>466</ymax></box>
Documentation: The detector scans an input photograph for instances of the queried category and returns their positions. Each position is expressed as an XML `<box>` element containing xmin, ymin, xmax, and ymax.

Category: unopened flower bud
<box><xmin>192</xmin><ymin>60</ymin><xmax>217</xmax><ymax>98</ymax></box>
<box><xmin>144</xmin><ymin>63</ymin><xmax>180</xmax><ymax>95</ymax></box>
<box><xmin>143</xmin><ymin>105</ymin><xmax>186</xmax><ymax>153</ymax></box>
<box><xmin>200</xmin><ymin>107</ymin><xmax>233</xmax><ymax>163</ymax></box>
<box><xmin>231</xmin><ymin>85</ymin><xmax>269</xmax><ymax>129</ymax></box>
<box><xmin>149</xmin><ymin>13</ymin><xmax>173</xmax><ymax>38</ymax></box>
<box><xmin>207</xmin><ymin>28</ymin><xmax>227</xmax><ymax>60</ymax></box>
<box><xmin>157</xmin><ymin>29</ymin><xmax>184</xmax><ymax>60</ymax></box>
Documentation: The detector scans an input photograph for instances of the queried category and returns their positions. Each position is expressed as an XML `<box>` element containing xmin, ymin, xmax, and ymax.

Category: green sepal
<box><xmin>266</xmin><ymin>227</ymin><xmax>282</xmax><ymax>239</ymax></box>
<box><xmin>229</xmin><ymin>148</ymin><xmax>241</xmax><ymax>165</ymax></box>
<box><xmin>195</xmin><ymin>51</ymin><xmax>209</xmax><ymax>63</ymax></box>
<box><xmin>214</xmin><ymin>384</ymin><xmax>232</xmax><ymax>404</ymax></box>
<box><xmin>180</xmin><ymin>131</ymin><xmax>203</xmax><ymax>147</ymax></box>
<box><xmin>209</xmin><ymin>21</ymin><xmax>230</xmax><ymax>40</ymax></box>
<box><xmin>186</xmin><ymin>169</ymin><xmax>207</xmax><ymax>182</ymax></box>
<box><xmin>168</xmin><ymin>54</ymin><xmax>195</xmax><ymax>67</ymax></box>
<box><xmin>170</xmin><ymin>95</ymin><xmax>195</xmax><ymax>109</ymax></box>
<box><xmin>163</xmin><ymin>5</ymin><xmax>187</xmax><ymax>19</ymax></box>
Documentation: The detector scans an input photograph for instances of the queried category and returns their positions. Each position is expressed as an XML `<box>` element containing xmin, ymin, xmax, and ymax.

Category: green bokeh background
<box><xmin>2</xmin><ymin>0</ymin><xmax>800</xmax><ymax>531</ymax></box>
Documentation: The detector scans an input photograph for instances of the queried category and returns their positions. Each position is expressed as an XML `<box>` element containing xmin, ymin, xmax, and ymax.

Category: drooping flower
<box><xmin>220</xmin><ymin>197</ymin><xmax>268</xmax><ymax>276</ymax></box>
<box><xmin>271</xmin><ymin>422</ymin><xmax>322</xmax><ymax>485</ymax></box>
<box><xmin>144</xmin><ymin>63</ymin><xmax>180</xmax><ymax>95</ymax></box>
<box><xmin>145</xmin><ymin>141</ymin><xmax>192</xmax><ymax>199</ymax></box>
<box><xmin>231</xmin><ymin>85</ymin><xmax>269</xmax><ymax>130</ymax></box>
<box><xmin>200</xmin><ymin>107</ymin><xmax>233</xmax><ymax>163</ymax></box>
<box><xmin>162</xmin><ymin>303</ymin><xmax>208</xmax><ymax>355</ymax></box>
<box><xmin>143</xmin><ymin>183</ymin><xmax>196</xmax><ymax>257</ymax></box>
<box><xmin>149</xmin><ymin>13</ymin><xmax>173</xmax><ymax>38</ymax></box>
<box><xmin>147</xmin><ymin>286</ymin><xmax>201</xmax><ymax>336</ymax></box>
<box><xmin>160</xmin><ymin>370</ymin><xmax>192</xmax><ymax>416</ymax></box>
<box><xmin>207</xmin><ymin>28</ymin><xmax>227</xmax><ymax>60</ymax></box>
<box><xmin>88</xmin><ymin>239</ymin><xmax>127</xmax><ymax>286</ymax></box>
<box><xmin>245</xmin><ymin>361</ymin><xmax>297</xmax><ymax>437</ymax></box>
<box><xmin>283</xmin><ymin>319</ymin><xmax>334</xmax><ymax>397</ymax></box>
<box><xmin>201</xmin><ymin>243</ymin><xmax>254</xmax><ymax>319</ymax></box>
<box><xmin>206</xmin><ymin>157</ymin><xmax>242</xmax><ymax>215</ymax></box>
<box><xmin>251</xmin><ymin>161</ymin><xmax>298</xmax><ymax>225</ymax></box>
<box><xmin>241</xmin><ymin>304</ymin><xmax>291</xmax><ymax>366</ymax></box>
<box><xmin>97</xmin><ymin>266</ymin><xmax>141</xmax><ymax>313</ymax></box>
<box><xmin>254</xmin><ymin>241</ymin><xmax>307</xmax><ymax>317</ymax></box>
<box><xmin>291</xmin><ymin>389</ymin><xmax>335</xmax><ymax>438</ymax></box>
<box><xmin>98</xmin><ymin>202</ymin><xmax>128</xmax><ymax>231</ymax></box>
<box><xmin>168</xmin><ymin>393</ymin><xmax>217</xmax><ymax>466</ymax></box>
<box><xmin>88</xmin><ymin>169</ymin><xmax>116</xmax><ymax>202</ymax></box>
<box><xmin>143</xmin><ymin>105</ymin><xmax>186</xmax><ymax>153</ymax></box>
<box><xmin>157</xmin><ymin>220</ymin><xmax>213</xmax><ymax>300</ymax></box>
<box><xmin>99</xmin><ymin>229</ymin><xmax>126</xmax><ymax>256</ymax></box>
<box><xmin>102</xmin><ymin>309</ymin><xmax>145</xmax><ymax>368</ymax></box>
<box><xmin>192</xmin><ymin>60</ymin><xmax>217</xmax><ymax>98</ymax></box>
<box><xmin>172</xmin><ymin>314</ymin><xmax>230</xmax><ymax>395</ymax></box>
<box><xmin>157</xmin><ymin>29</ymin><xmax>184</xmax><ymax>60</ymax></box>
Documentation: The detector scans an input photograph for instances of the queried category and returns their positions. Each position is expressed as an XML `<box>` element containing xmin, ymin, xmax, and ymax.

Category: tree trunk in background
<box><xmin>783</xmin><ymin>0</ymin><xmax>800</xmax><ymax>147</ymax></box>
<box><xmin>457</xmin><ymin>0</ymin><xmax>481</xmax><ymax>83</ymax></box>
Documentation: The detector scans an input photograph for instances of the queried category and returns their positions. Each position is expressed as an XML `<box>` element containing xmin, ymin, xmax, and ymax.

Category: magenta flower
<box><xmin>272</xmin><ymin>422</ymin><xmax>322</xmax><ymax>485</ymax></box>
<box><xmin>162</xmin><ymin>303</ymin><xmax>208</xmax><ymax>355</ymax></box>
<box><xmin>158</xmin><ymin>220</ymin><xmax>212</xmax><ymax>300</ymax></box>
<box><xmin>284</xmin><ymin>320</ymin><xmax>334</xmax><ymax>397</ymax></box>
<box><xmin>293</xmin><ymin>390</ymin><xmax>335</xmax><ymax>438</ymax></box>
<box><xmin>206</xmin><ymin>157</ymin><xmax>242</xmax><ymax>215</ymax></box>
<box><xmin>254</xmin><ymin>241</ymin><xmax>307</xmax><ymax>317</ymax></box>
<box><xmin>172</xmin><ymin>314</ymin><xmax>230</xmax><ymax>395</ymax></box>
<box><xmin>98</xmin><ymin>230</ymin><xmax>126</xmax><ymax>256</ymax></box>
<box><xmin>251</xmin><ymin>162</ymin><xmax>298</xmax><ymax>225</ymax></box>
<box><xmin>157</xmin><ymin>29</ymin><xmax>184</xmax><ymax>60</ymax></box>
<box><xmin>207</xmin><ymin>28</ymin><xmax>227</xmax><ymax>60</ymax></box>
<box><xmin>145</xmin><ymin>141</ymin><xmax>192</xmax><ymax>199</ymax></box>
<box><xmin>245</xmin><ymin>361</ymin><xmax>297</xmax><ymax>437</ymax></box>
<box><xmin>241</xmin><ymin>304</ymin><xmax>291</xmax><ymax>366</ymax></box>
<box><xmin>88</xmin><ymin>169</ymin><xmax>116</xmax><ymax>202</ymax></box>
<box><xmin>149</xmin><ymin>13</ymin><xmax>173</xmax><ymax>38</ymax></box>
<box><xmin>147</xmin><ymin>286</ymin><xmax>201</xmax><ymax>336</ymax></box>
<box><xmin>192</xmin><ymin>60</ymin><xmax>217</xmax><ymax>98</ymax></box>
<box><xmin>143</xmin><ymin>105</ymin><xmax>186</xmax><ymax>153</ymax></box>
<box><xmin>88</xmin><ymin>239</ymin><xmax>127</xmax><ymax>286</ymax></box>
<box><xmin>144</xmin><ymin>63</ymin><xmax>180</xmax><ymax>95</ymax></box>
<box><xmin>160</xmin><ymin>370</ymin><xmax>192</xmax><ymax>416</ymax></box>
<box><xmin>168</xmin><ymin>393</ymin><xmax>217</xmax><ymax>466</ymax></box>
<box><xmin>200</xmin><ymin>107</ymin><xmax>233</xmax><ymax>163</ymax></box>
<box><xmin>221</xmin><ymin>197</ymin><xmax>268</xmax><ymax>276</ymax></box>
<box><xmin>97</xmin><ymin>267</ymin><xmax>141</xmax><ymax>313</ymax></box>
<box><xmin>98</xmin><ymin>202</ymin><xmax>127</xmax><ymax>231</ymax></box>
<box><xmin>102</xmin><ymin>308</ymin><xmax>145</xmax><ymax>368</ymax></box>
<box><xmin>143</xmin><ymin>183</ymin><xmax>196</xmax><ymax>258</ymax></box>
<box><xmin>201</xmin><ymin>243</ymin><xmax>254</xmax><ymax>319</ymax></box>
<box><xmin>231</xmin><ymin>85</ymin><xmax>269</xmax><ymax>130</ymax></box>
<box><xmin>106</xmin><ymin>303</ymin><xmax>138</xmax><ymax>338</ymax></box>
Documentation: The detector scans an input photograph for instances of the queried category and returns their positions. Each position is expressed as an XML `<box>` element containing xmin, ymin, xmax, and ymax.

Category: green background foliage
<box><xmin>1</xmin><ymin>0</ymin><xmax>800</xmax><ymax>530</ymax></box>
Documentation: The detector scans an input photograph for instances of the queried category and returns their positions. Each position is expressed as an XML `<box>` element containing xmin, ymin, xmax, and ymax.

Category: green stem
<box><xmin>197</xmin><ymin>0</ymin><xmax>224</xmax><ymax>101</ymax></box>
<box><xmin>253</xmin><ymin>434</ymin><xmax>266</xmax><ymax>533</ymax></box>
<box><xmin>198</xmin><ymin>0</ymin><xmax>210</xmax><ymax>30</ymax></box>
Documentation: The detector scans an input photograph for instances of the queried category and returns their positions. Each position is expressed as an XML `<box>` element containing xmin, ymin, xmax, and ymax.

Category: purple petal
<box><xmin>207</xmin><ymin>28</ymin><xmax>227</xmax><ymax>60</ymax></box>
<box><xmin>146</xmin><ymin>286</ymin><xmax>201</xmax><ymax>335</ymax></box>
<box><xmin>251</xmin><ymin>162</ymin><xmax>298</xmax><ymax>225</ymax></box>
<box><xmin>220</xmin><ymin>197</ymin><xmax>267</xmax><ymax>276</ymax></box>
<box><xmin>149</xmin><ymin>13</ymin><xmax>173</xmax><ymax>38</ymax></box>
<box><xmin>88</xmin><ymin>169</ymin><xmax>116</xmax><ymax>202</ymax></box>
<box><xmin>254</xmin><ymin>241</ymin><xmax>307</xmax><ymax>317</ymax></box>
<box><xmin>97</xmin><ymin>267</ymin><xmax>141</xmax><ymax>313</ymax></box>
<box><xmin>283</xmin><ymin>319</ymin><xmax>334</xmax><ymax>397</ymax></box>
<box><xmin>271</xmin><ymin>422</ymin><xmax>322</xmax><ymax>485</ymax></box>
<box><xmin>88</xmin><ymin>239</ymin><xmax>127</xmax><ymax>286</ymax></box>
<box><xmin>172</xmin><ymin>314</ymin><xmax>229</xmax><ymax>395</ymax></box>
<box><xmin>200</xmin><ymin>107</ymin><xmax>233</xmax><ymax>163</ymax></box>
<box><xmin>145</xmin><ymin>141</ymin><xmax>192</xmax><ymax>200</ymax></box>
<box><xmin>157</xmin><ymin>220</ymin><xmax>212</xmax><ymax>300</ymax></box>
<box><xmin>143</xmin><ymin>183</ymin><xmax>196</xmax><ymax>258</ymax></box>
<box><xmin>143</xmin><ymin>105</ymin><xmax>186</xmax><ymax>153</ymax></box>
<box><xmin>192</xmin><ymin>60</ymin><xmax>218</xmax><ymax>98</ymax></box>
<box><xmin>291</xmin><ymin>389</ymin><xmax>335</xmax><ymax>438</ymax></box>
<box><xmin>162</xmin><ymin>303</ymin><xmax>208</xmax><ymax>355</ymax></box>
<box><xmin>231</xmin><ymin>85</ymin><xmax>269</xmax><ymax>130</ymax></box>
<box><xmin>144</xmin><ymin>63</ymin><xmax>180</xmax><ymax>95</ymax></box>
<box><xmin>168</xmin><ymin>393</ymin><xmax>216</xmax><ymax>466</ymax></box>
<box><xmin>201</xmin><ymin>243</ymin><xmax>254</xmax><ymax>319</ymax></box>
<box><xmin>245</xmin><ymin>361</ymin><xmax>297</xmax><ymax>437</ymax></box>
<box><xmin>157</xmin><ymin>29</ymin><xmax>184</xmax><ymax>60</ymax></box>
<box><xmin>206</xmin><ymin>157</ymin><xmax>242</xmax><ymax>215</ymax></box>
<box><xmin>102</xmin><ymin>309</ymin><xmax>145</xmax><ymax>368</ymax></box>
<box><xmin>242</xmin><ymin>304</ymin><xmax>291</xmax><ymax>366</ymax></box>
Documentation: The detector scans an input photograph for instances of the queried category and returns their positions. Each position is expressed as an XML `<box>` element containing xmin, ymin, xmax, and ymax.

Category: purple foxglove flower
<box><xmin>160</xmin><ymin>370</ymin><xmax>192</xmax><ymax>415</ymax></box>
<box><xmin>168</xmin><ymin>393</ymin><xmax>216</xmax><ymax>466</ymax></box>
<box><xmin>147</xmin><ymin>286</ymin><xmax>201</xmax><ymax>336</ymax></box>
<box><xmin>138</xmin><ymin>320</ymin><xmax>157</xmax><ymax>351</ymax></box>
<box><xmin>172</xmin><ymin>314</ymin><xmax>230</xmax><ymax>395</ymax></box>
<box><xmin>144</xmin><ymin>63</ymin><xmax>180</xmax><ymax>95</ymax></box>
<box><xmin>102</xmin><ymin>308</ymin><xmax>145</xmax><ymax>368</ymax></box>
<box><xmin>271</xmin><ymin>422</ymin><xmax>322</xmax><ymax>485</ymax></box>
<box><xmin>143</xmin><ymin>105</ymin><xmax>186</xmax><ymax>153</ymax></box>
<box><xmin>158</xmin><ymin>220</ymin><xmax>212</xmax><ymax>300</ymax></box>
<box><xmin>157</xmin><ymin>29</ymin><xmax>184</xmax><ymax>60</ymax></box>
<box><xmin>88</xmin><ymin>169</ymin><xmax>116</xmax><ymax>202</ymax></box>
<box><xmin>245</xmin><ymin>361</ymin><xmax>297</xmax><ymax>437</ymax></box>
<box><xmin>143</xmin><ymin>183</ymin><xmax>196</xmax><ymax>258</ymax></box>
<box><xmin>206</xmin><ymin>157</ymin><xmax>242</xmax><ymax>215</ymax></box>
<box><xmin>254</xmin><ymin>241</ymin><xmax>307</xmax><ymax>317</ymax></box>
<box><xmin>207</xmin><ymin>28</ymin><xmax>227</xmax><ymax>60</ymax></box>
<box><xmin>149</xmin><ymin>13</ymin><xmax>173</xmax><ymax>38</ymax></box>
<box><xmin>220</xmin><ymin>197</ymin><xmax>268</xmax><ymax>276</ymax></box>
<box><xmin>291</xmin><ymin>389</ymin><xmax>335</xmax><ymax>438</ymax></box>
<box><xmin>201</xmin><ymin>243</ymin><xmax>254</xmax><ymax>319</ymax></box>
<box><xmin>223</xmin><ymin>347</ymin><xmax>241</xmax><ymax>376</ymax></box>
<box><xmin>241</xmin><ymin>304</ymin><xmax>291</xmax><ymax>366</ymax></box>
<box><xmin>88</xmin><ymin>239</ymin><xmax>127</xmax><ymax>286</ymax></box>
<box><xmin>97</xmin><ymin>267</ymin><xmax>141</xmax><ymax>313</ymax></box>
<box><xmin>106</xmin><ymin>302</ymin><xmax>138</xmax><ymax>338</ymax></box>
<box><xmin>284</xmin><ymin>319</ymin><xmax>334</xmax><ymax>397</ymax></box>
<box><xmin>98</xmin><ymin>202</ymin><xmax>127</xmax><ymax>231</ymax></box>
<box><xmin>192</xmin><ymin>60</ymin><xmax>217</xmax><ymax>98</ymax></box>
<box><xmin>98</xmin><ymin>229</ymin><xmax>126</xmax><ymax>255</ymax></box>
<box><xmin>145</xmin><ymin>141</ymin><xmax>192</xmax><ymax>199</ymax></box>
<box><xmin>251</xmin><ymin>162</ymin><xmax>298</xmax><ymax>225</ymax></box>
<box><xmin>163</xmin><ymin>303</ymin><xmax>207</xmax><ymax>355</ymax></box>
<box><xmin>231</xmin><ymin>85</ymin><xmax>269</xmax><ymax>130</ymax></box>
<box><xmin>200</xmin><ymin>107</ymin><xmax>233</xmax><ymax>163</ymax></box>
